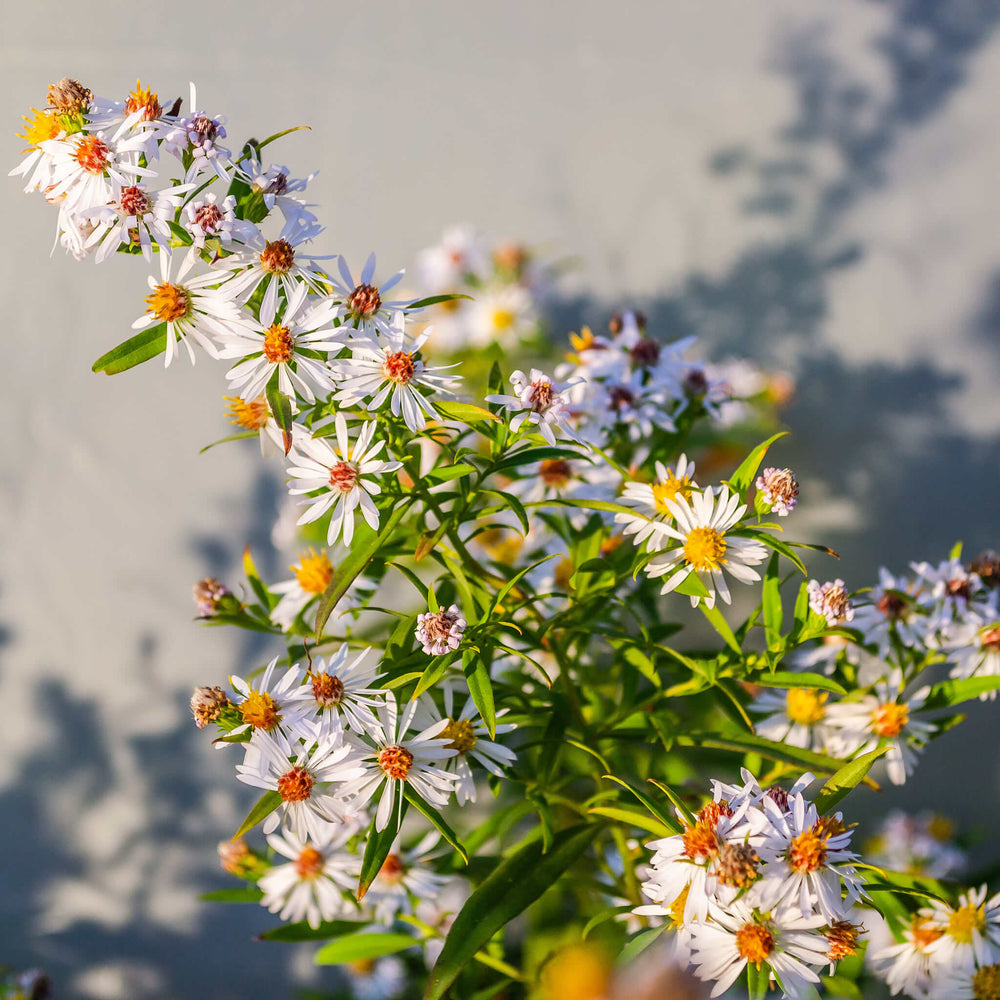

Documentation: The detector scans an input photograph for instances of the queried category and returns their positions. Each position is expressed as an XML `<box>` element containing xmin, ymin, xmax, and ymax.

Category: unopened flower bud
<box><xmin>190</xmin><ymin>686</ymin><xmax>231</xmax><ymax>729</ymax></box>
<box><xmin>193</xmin><ymin>576</ymin><xmax>230</xmax><ymax>617</ymax></box>
<box><xmin>808</xmin><ymin>579</ymin><xmax>854</xmax><ymax>626</ymax></box>
<box><xmin>756</xmin><ymin>467</ymin><xmax>799</xmax><ymax>516</ymax></box>
<box><xmin>217</xmin><ymin>837</ymin><xmax>255</xmax><ymax>876</ymax></box>
<box><xmin>969</xmin><ymin>550</ymin><xmax>1000</xmax><ymax>589</ymax></box>
<box><xmin>415</xmin><ymin>604</ymin><xmax>467</xmax><ymax>656</ymax></box>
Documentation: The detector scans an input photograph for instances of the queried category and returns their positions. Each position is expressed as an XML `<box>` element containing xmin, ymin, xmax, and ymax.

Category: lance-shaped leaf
<box><xmin>812</xmin><ymin>746</ymin><xmax>889</xmax><ymax>814</ymax></box>
<box><xmin>258</xmin><ymin>919</ymin><xmax>365</xmax><ymax>942</ymax></box>
<box><xmin>232</xmin><ymin>790</ymin><xmax>281</xmax><ymax>840</ymax></box>
<box><xmin>265</xmin><ymin>370</ymin><xmax>294</xmax><ymax>455</ymax></box>
<box><xmin>921</xmin><ymin>675</ymin><xmax>1000</xmax><ymax>710</ymax></box>
<box><xmin>315</xmin><ymin>500</ymin><xmax>412</xmax><ymax>638</ymax></box>
<box><xmin>403</xmin><ymin>785</ymin><xmax>469</xmax><ymax>864</ymax></box>
<box><xmin>762</xmin><ymin>552</ymin><xmax>783</xmax><ymax>650</ymax></box>
<box><xmin>618</xmin><ymin>925</ymin><xmax>666</xmax><ymax>965</ymax></box>
<box><xmin>423</xmin><ymin>824</ymin><xmax>600</xmax><ymax>1000</ymax></box>
<box><xmin>199</xmin><ymin>887</ymin><xmax>264</xmax><ymax>903</ymax></box>
<box><xmin>747</xmin><ymin>961</ymin><xmax>770</xmax><ymax>1000</ymax></box>
<box><xmin>676</xmin><ymin>733</ymin><xmax>851</xmax><ymax>776</ymax></box>
<box><xmin>92</xmin><ymin>323</ymin><xmax>167</xmax><ymax>374</ymax></box>
<box><xmin>601</xmin><ymin>775</ymin><xmax>682</xmax><ymax>833</ymax></box>
<box><xmin>724</xmin><ymin>431</ymin><xmax>788</xmax><ymax>498</ymax></box>
<box><xmin>315</xmin><ymin>931</ymin><xmax>420</xmax><ymax>965</ymax></box>
<box><xmin>464</xmin><ymin>651</ymin><xmax>496</xmax><ymax>739</ymax></box>
<box><xmin>491</xmin><ymin>446</ymin><xmax>591</xmax><ymax>474</ymax></box>
<box><xmin>357</xmin><ymin>797</ymin><xmax>408</xmax><ymax>901</ymax></box>
<box><xmin>751</xmin><ymin>672</ymin><xmax>846</xmax><ymax>695</ymax></box>
<box><xmin>434</xmin><ymin>399</ymin><xmax>498</xmax><ymax>423</ymax></box>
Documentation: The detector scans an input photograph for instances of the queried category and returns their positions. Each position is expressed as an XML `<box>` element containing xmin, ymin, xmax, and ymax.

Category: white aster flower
<box><xmin>218</xmin><ymin>279</ymin><xmax>342</xmax><ymax>404</ymax></box>
<box><xmin>929</xmin><ymin>961</ymin><xmax>1000</xmax><ymax>1000</ymax></box>
<box><xmin>363</xmin><ymin>831</ymin><xmax>451</xmax><ymax>925</ymax></box>
<box><xmin>438</xmin><ymin>684</ymin><xmax>517</xmax><ymax>804</ymax></box>
<box><xmin>464</xmin><ymin>284</ymin><xmax>536</xmax><ymax>347</ymax></box>
<box><xmin>235</xmin><ymin>728</ymin><xmax>365</xmax><ymax>841</ymax></box>
<box><xmin>344</xmin><ymin>954</ymin><xmax>407</xmax><ymax>1000</ymax></box>
<box><xmin>235</xmin><ymin>150</ymin><xmax>318</xmax><ymax>226</ymax></box>
<box><xmin>947</xmin><ymin>621</ymin><xmax>1000</xmax><ymax>699</ymax></box>
<box><xmin>258</xmin><ymin>826</ymin><xmax>360</xmax><ymax>928</ymax></box>
<box><xmin>485</xmin><ymin>368</ymin><xmax>583</xmax><ymax>446</ymax></box>
<box><xmin>226</xmin><ymin>656</ymin><xmax>316</xmax><ymax>743</ymax></box>
<box><xmin>9</xmin><ymin>106</ymin><xmax>65</xmax><ymax>194</ymax></box>
<box><xmin>286</xmin><ymin>415</ymin><xmax>402</xmax><ymax>547</ymax></box>
<box><xmin>851</xmin><ymin>567</ymin><xmax>931</xmax><ymax>658</ymax></box>
<box><xmin>688</xmin><ymin>899</ymin><xmax>828</xmax><ymax>999</ymax></box>
<box><xmin>161</xmin><ymin>82</ymin><xmax>231</xmax><ymax>182</ymax></box>
<box><xmin>756</xmin><ymin>467</ymin><xmax>799</xmax><ymax>517</ymax></box>
<box><xmin>340</xmin><ymin>696</ymin><xmax>457</xmax><ymax>832</ymax></box>
<box><xmin>85</xmin><ymin>181</ymin><xmax>192</xmax><ymax>263</ymax></box>
<box><xmin>923</xmin><ymin>885</ymin><xmax>1000</xmax><ymax>972</ymax></box>
<box><xmin>869</xmin><ymin>910</ymin><xmax>949</xmax><ymax>999</ymax></box>
<box><xmin>132</xmin><ymin>250</ymin><xmax>245</xmax><ymax>367</ymax></box>
<box><xmin>224</xmin><ymin>394</ymin><xmax>311</xmax><ymax>459</ymax></box>
<box><xmin>268</xmin><ymin>548</ymin><xmax>335</xmax><ymax>630</ymax></box>
<box><xmin>330</xmin><ymin>252</ymin><xmax>413</xmax><ymax>341</ymax></box>
<box><xmin>645</xmin><ymin>486</ymin><xmax>768</xmax><ymax>609</ymax></box>
<box><xmin>302</xmin><ymin>644</ymin><xmax>383</xmax><ymax>735</ymax></box>
<box><xmin>750</xmin><ymin>685</ymin><xmax>835</xmax><ymax>753</ymax></box>
<box><xmin>808</xmin><ymin>579</ymin><xmax>855</xmax><ymax>627</ymax></box>
<box><xmin>416</xmin><ymin>224</ymin><xmax>489</xmax><ymax>291</ymax></box>
<box><xmin>913</xmin><ymin>556</ymin><xmax>998</xmax><ymax>646</ymax></box>
<box><xmin>615</xmin><ymin>455</ymin><xmax>698</xmax><ymax>552</ymax></box>
<box><xmin>865</xmin><ymin>810</ymin><xmax>966</xmax><ymax>881</ymax></box>
<box><xmin>332</xmin><ymin>315</ymin><xmax>460</xmax><ymax>432</ymax></box>
<box><xmin>181</xmin><ymin>191</ymin><xmax>243</xmax><ymax>248</ymax></box>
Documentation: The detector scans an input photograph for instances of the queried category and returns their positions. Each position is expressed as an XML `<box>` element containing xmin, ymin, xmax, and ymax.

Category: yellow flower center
<box><xmin>382</xmin><ymin>350</ymin><xmax>415</xmax><ymax>384</ymax></box>
<box><xmin>872</xmin><ymin>701</ymin><xmax>909</xmax><ymax>738</ymax></box>
<box><xmin>239</xmin><ymin>689</ymin><xmax>280</xmax><ymax>731</ymax></box>
<box><xmin>18</xmin><ymin>108</ymin><xmax>61</xmax><ymax>150</ymax></box>
<box><xmin>226</xmin><ymin>395</ymin><xmax>270</xmax><ymax>431</ymax></box>
<box><xmin>145</xmin><ymin>282</ymin><xmax>190</xmax><ymax>323</ymax></box>
<box><xmin>277</xmin><ymin>765</ymin><xmax>313</xmax><ymax>802</ymax></box>
<box><xmin>262</xmin><ymin>323</ymin><xmax>294</xmax><ymax>364</ymax></box>
<box><xmin>826</xmin><ymin>921</ymin><xmax>862</xmax><ymax>962</ymax></box>
<box><xmin>949</xmin><ymin>902</ymin><xmax>986</xmax><ymax>944</ymax></box>
<box><xmin>681</xmin><ymin>821</ymin><xmax>719</xmax><ymax>861</ymax></box>
<box><xmin>259</xmin><ymin>238</ymin><xmax>295</xmax><ymax>274</ymax></box>
<box><xmin>735</xmin><ymin>922</ymin><xmax>775</xmax><ymax>967</ymax></box>
<box><xmin>378</xmin><ymin>744</ymin><xmax>414</xmax><ymax>780</ymax></box>
<box><xmin>927</xmin><ymin>815</ymin><xmax>955</xmax><ymax>842</ymax></box>
<box><xmin>124</xmin><ymin>79</ymin><xmax>162</xmax><ymax>121</ymax></box>
<box><xmin>786</xmin><ymin>688</ymin><xmax>828</xmax><ymax>726</ymax></box>
<box><xmin>910</xmin><ymin>916</ymin><xmax>944</xmax><ymax>951</ymax></box>
<box><xmin>73</xmin><ymin>134</ymin><xmax>109</xmax><ymax>174</ymax></box>
<box><xmin>348</xmin><ymin>283</ymin><xmax>381</xmax><ymax>319</ymax></box>
<box><xmin>294</xmin><ymin>846</ymin><xmax>325</xmax><ymax>880</ymax></box>
<box><xmin>540</xmin><ymin>459</ymin><xmax>572</xmax><ymax>489</ymax></box>
<box><xmin>651</xmin><ymin>471</ymin><xmax>691</xmax><ymax>514</ymax></box>
<box><xmin>311</xmin><ymin>672</ymin><xmax>344</xmax><ymax>707</ymax></box>
<box><xmin>378</xmin><ymin>853</ymin><xmax>406</xmax><ymax>884</ymax></box>
<box><xmin>541</xmin><ymin>944</ymin><xmax>611</xmax><ymax>1000</ymax></box>
<box><xmin>683</xmin><ymin>526</ymin><xmax>727</xmax><ymax>571</ymax></box>
<box><xmin>789</xmin><ymin>825</ymin><xmax>828</xmax><ymax>873</ymax></box>
<box><xmin>440</xmin><ymin>717</ymin><xmax>477</xmax><ymax>754</ymax></box>
<box><xmin>491</xmin><ymin>308</ymin><xmax>515</xmax><ymax>331</ymax></box>
<box><xmin>291</xmin><ymin>549</ymin><xmax>334</xmax><ymax>595</ymax></box>
<box><xmin>669</xmin><ymin>884</ymin><xmax>690</xmax><ymax>927</ymax></box>
<box><xmin>972</xmin><ymin>964</ymin><xmax>1000</xmax><ymax>1000</ymax></box>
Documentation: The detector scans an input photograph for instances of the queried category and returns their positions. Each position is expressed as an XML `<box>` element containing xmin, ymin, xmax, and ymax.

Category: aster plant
<box><xmin>14</xmin><ymin>77</ymin><xmax>1000</xmax><ymax>1000</ymax></box>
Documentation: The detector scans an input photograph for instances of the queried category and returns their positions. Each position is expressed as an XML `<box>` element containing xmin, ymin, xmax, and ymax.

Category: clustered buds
<box><xmin>415</xmin><ymin>605</ymin><xmax>467</xmax><ymax>656</ymax></box>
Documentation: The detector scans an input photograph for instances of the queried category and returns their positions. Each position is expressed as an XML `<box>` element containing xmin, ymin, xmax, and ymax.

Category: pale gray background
<box><xmin>2</xmin><ymin>1</ymin><xmax>1000</xmax><ymax>997</ymax></box>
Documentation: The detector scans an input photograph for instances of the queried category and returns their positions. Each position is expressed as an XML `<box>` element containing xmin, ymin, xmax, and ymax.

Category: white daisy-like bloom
<box><xmin>644</xmin><ymin>486</ymin><xmax>768</xmax><ymax>609</ymax></box>
<box><xmin>505</xmin><ymin>454</ymin><xmax>619</xmax><ymax>511</ymax></box>
<box><xmin>268</xmin><ymin>548</ymin><xmax>336</xmax><ymax>631</ymax></box>
<box><xmin>339</xmin><ymin>695</ymin><xmax>457</xmax><ymax>832</ymax></box>
<box><xmin>807</xmin><ymin>579</ymin><xmax>855</xmax><ymax>627</ymax></box>
<box><xmin>258</xmin><ymin>825</ymin><xmax>360</xmax><ymax>928</ymax></box>
<box><xmin>344</xmin><ymin>954</ymin><xmax>407</xmax><ymax>1000</ymax></box>
<box><xmin>85</xmin><ymin>80</ymin><xmax>168</xmax><ymax>148</ymax></box>
<box><xmin>301</xmin><ymin>644</ymin><xmax>383</xmax><ymax>736</ymax></box>
<box><xmin>131</xmin><ymin>250</ymin><xmax>245</xmax><ymax>367</ymax></box>
<box><xmin>54</xmin><ymin>205</ymin><xmax>99</xmax><ymax>260</ymax></box>
<box><xmin>748</xmin><ymin>792</ymin><xmax>863</xmax><ymax>922</ymax></box>
<box><xmin>38</xmin><ymin>114</ymin><xmax>154</xmax><ymax>217</ymax></box>
<box><xmin>363</xmin><ymin>831</ymin><xmax>451</xmax><ymax>925</ymax></box>
<box><xmin>181</xmin><ymin>191</ymin><xmax>243</xmax><ymax>249</ymax></box>
<box><xmin>161</xmin><ymin>82</ymin><xmax>231</xmax><ymax>182</ymax></box>
<box><xmin>10</xmin><ymin>106</ymin><xmax>66</xmax><ymax>194</ymax></box>
<box><xmin>865</xmin><ymin>810</ymin><xmax>966</xmax><ymax>881</ymax></box>
<box><xmin>235</xmin><ymin>727</ymin><xmax>365</xmax><ymax>841</ymax></box>
<box><xmin>851</xmin><ymin>567</ymin><xmax>931</xmax><ymax>658</ymax></box>
<box><xmin>687</xmin><ymin>898</ymin><xmax>829</xmax><ymax>1000</ymax></box>
<box><xmin>414</xmin><ymin>604</ymin><xmax>467</xmax><ymax>656</ymax></box>
<box><xmin>923</xmin><ymin>885</ymin><xmax>1000</xmax><ymax>973</ymax></box>
<box><xmin>329</xmin><ymin>252</ymin><xmax>413</xmax><ymax>341</ymax></box>
<box><xmin>224</xmin><ymin>394</ymin><xmax>311</xmax><ymax>459</ymax></box>
<box><xmin>332</xmin><ymin>315</ymin><xmax>461</xmax><ymax>432</ymax></box>
<box><xmin>869</xmin><ymin>910</ymin><xmax>949</xmax><ymax>999</ymax></box>
<box><xmin>217</xmin><ymin>216</ymin><xmax>331</xmax><ymax>302</ymax></box>
<box><xmin>615</xmin><ymin>455</ymin><xmax>698</xmax><ymax>552</ymax></box>
<box><xmin>438</xmin><ymin>684</ymin><xmax>517</xmax><ymax>804</ymax></box>
<box><xmin>929</xmin><ymin>960</ymin><xmax>1000</xmax><ymax>1000</ymax></box>
<box><xmin>824</xmin><ymin>670</ymin><xmax>935</xmax><ymax>785</ymax></box>
<box><xmin>913</xmin><ymin>557</ymin><xmax>998</xmax><ymax>646</ymax></box>
<box><xmin>218</xmin><ymin>279</ymin><xmax>342</xmax><ymax>404</ymax></box>
<box><xmin>463</xmin><ymin>283</ymin><xmax>537</xmax><ymax>347</ymax></box>
<box><xmin>286</xmin><ymin>415</ymin><xmax>402</xmax><ymax>547</ymax></box>
<box><xmin>750</xmin><ymin>685</ymin><xmax>835</xmax><ymax>753</ymax></box>
<box><xmin>415</xmin><ymin>224</ymin><xmax>489</xmax><ymax>291</ymax></box>
<box><xmin>85</xmin><ymin>181</ymin><xmax>192</xmax><ymax>264</ymax></box>
<box><xmin>946</xmin><ymin>621</ymin><xmax>1000</xmax><ymax>699</ymax></box>
<box><xmin>226</xmin><ymin>656</ymin><xmax>316</xmax><ymax>743</ymax></box>
<box><xmin>485</xmin><ymin>368</ymin><xmax>584</xmax><ymax>446</ymax></box>
<box><xmin>234</xmin><ymin>150</ymin><xmax>319</xmax><ymax>227</ymax></box>
<box><xmin>574</xmin><ymin>370</ymin><xmax>679</xmax><ymax>445</ymax></box>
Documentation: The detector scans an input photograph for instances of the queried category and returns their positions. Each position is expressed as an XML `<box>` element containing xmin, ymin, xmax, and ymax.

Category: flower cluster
<box><xmin>636</xmin><ymin>770</ymin><xmax>865</xmax><ymax>999</ymax></box>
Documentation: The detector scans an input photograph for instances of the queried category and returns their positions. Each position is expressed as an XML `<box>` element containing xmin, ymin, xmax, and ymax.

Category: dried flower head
<box><xmin>190</xmin><ymin>685</ymin><xmax>231</xmax><ymax>728</ymax></box>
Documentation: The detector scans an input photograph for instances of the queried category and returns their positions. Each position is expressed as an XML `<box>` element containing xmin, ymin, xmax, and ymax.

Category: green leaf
<box><xmin>492</xmin><ymin>446</ymin><xmax>590</xmax><ymax>474</ymax></box>
<box><xmin>752</xmin><ymin>672</ymin><xmax>847</xmax><ymax>695</ymax></box>
<box><xmin>422</xmin><ymin>824</ymin><xmax>600</xmax><ymax>1000</ymax></box>
<box><xmin>587</xmin><ymin>806</ymin><xmax>673</xmax><ymax>838</ymax></box>
<box><xmin>481</xmin><ymin>489</ymin><xmax>530</xmax><ymax>535</ymax></box>
<box><xmin>232</xmin><ymin>791</ymin><xmax>281</xmax><ymax>840</ymax></box>
<box><xmin>265</xmin><ymin>373</ymin><xmax>293</xmax><ymax>455</ymax></box>
<box><xmin>434</xmin><ymin>400</ymin><xmax>499</xmax><ymax>424</ymax></box>
<box><xmin>409</xmin><ymin>293</ymin><xmax>474</xmax><ymax>310</ymax></box>
<box><xmin>465</xmin><ymin>654</ymin><xmax>496</xmax><ymax>740</ymax></box>
<box><xmin>258</xmin><ymin>919</ymin><xmax>364</xmax><ymax>942</ymax></box>
<box><xmin>618</xmin><ymin>925</ymin><xmax>666</xmax><ymax>965</ymax></box>
<box><xmin>315</xmin><ymin>932</ymin><xmax>419</xmax><ymax>965</ymax></box>
<box><xmin>254</xmin><ymin>124</ymin><xmax>312</xmax><ymax>153</ymax></box>
<box><xmin>647</xmin><ymin>778</ymin><xmax>697</xmax><ymax>827</ymax></box>
<box><xmin>678</xmin><ymin>733</ymin><xmax>849</xmax><ymax>776</ymax></box>
<box><xmin>922</xmin><ymin>675</ymin><xmax>1000</xmax><ymax>710</ymax></box>
<box><xmin>199</xmin><ymin>886</ymin><xmax>264</xmax><ymax>903</ymax></box>
<box><xmin>403</xmin><ymin>785</ymin><xmax>469</xmax><ymax>864</ymax></box>
<box><xmin>601</xmin><ymin>775</ymin><xmax>683</xmax><ymax>833</ymax></box>
<box><xmin>737</xmin><ymin>528</ymin><xmax>808</xmax><ymax>575</ymax></box>
<box><xmin>813</xmin><ymin>746</ymin><xmax>890</xmax><ymax>813</ymax></box>
<box><xmin>699</xmin><ymin>602</ymin><xmax>741</xmax><ymax>655</ymax></box>
<box><xmin>315</xmin><ymin>500</ymin><xmax>412</xmax><ymax>637</ymax></box>
<box><xmin>762</xmin><ymin>553</ymin><xmax>783</xmax><ymax>650</ymax></box>
<box><xmin>725</xmin><ymin>431</ymin><xmax>788</xmax><ymax>497</ymax></box>
<box><xmin>199</xmin><ymin>430</ymin><xmax>259</xmax><ymax>453</ymax></box>
<box><xmin>822</xmin><ymin>974</ymin><xmax>864</xmax><ymax>1000</ymax></box>
<box><xmin>747</xmin><ymin>962</ymin><xmax>770</xmax><ymax>1000</ymax></box>
<box><xmin>423</xmin><ymin>463</ymin><xmax>478</xmax><ymax>483</ymax></box>
<box><xmin>92</xmin><ymin>323</ymin><xmax>167</xmax><ymax>374</ymax></box>
<box><xmin>357</xmin><ymin>798</ymin><xmax>407</xmax><ymax>901</ymax></box>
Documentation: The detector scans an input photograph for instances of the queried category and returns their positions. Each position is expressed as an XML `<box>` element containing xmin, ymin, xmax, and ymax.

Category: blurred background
<box><xmin>2</xmin><ymin>0</ymin><xmax>999</xmax><ymax>996</ymax></box>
